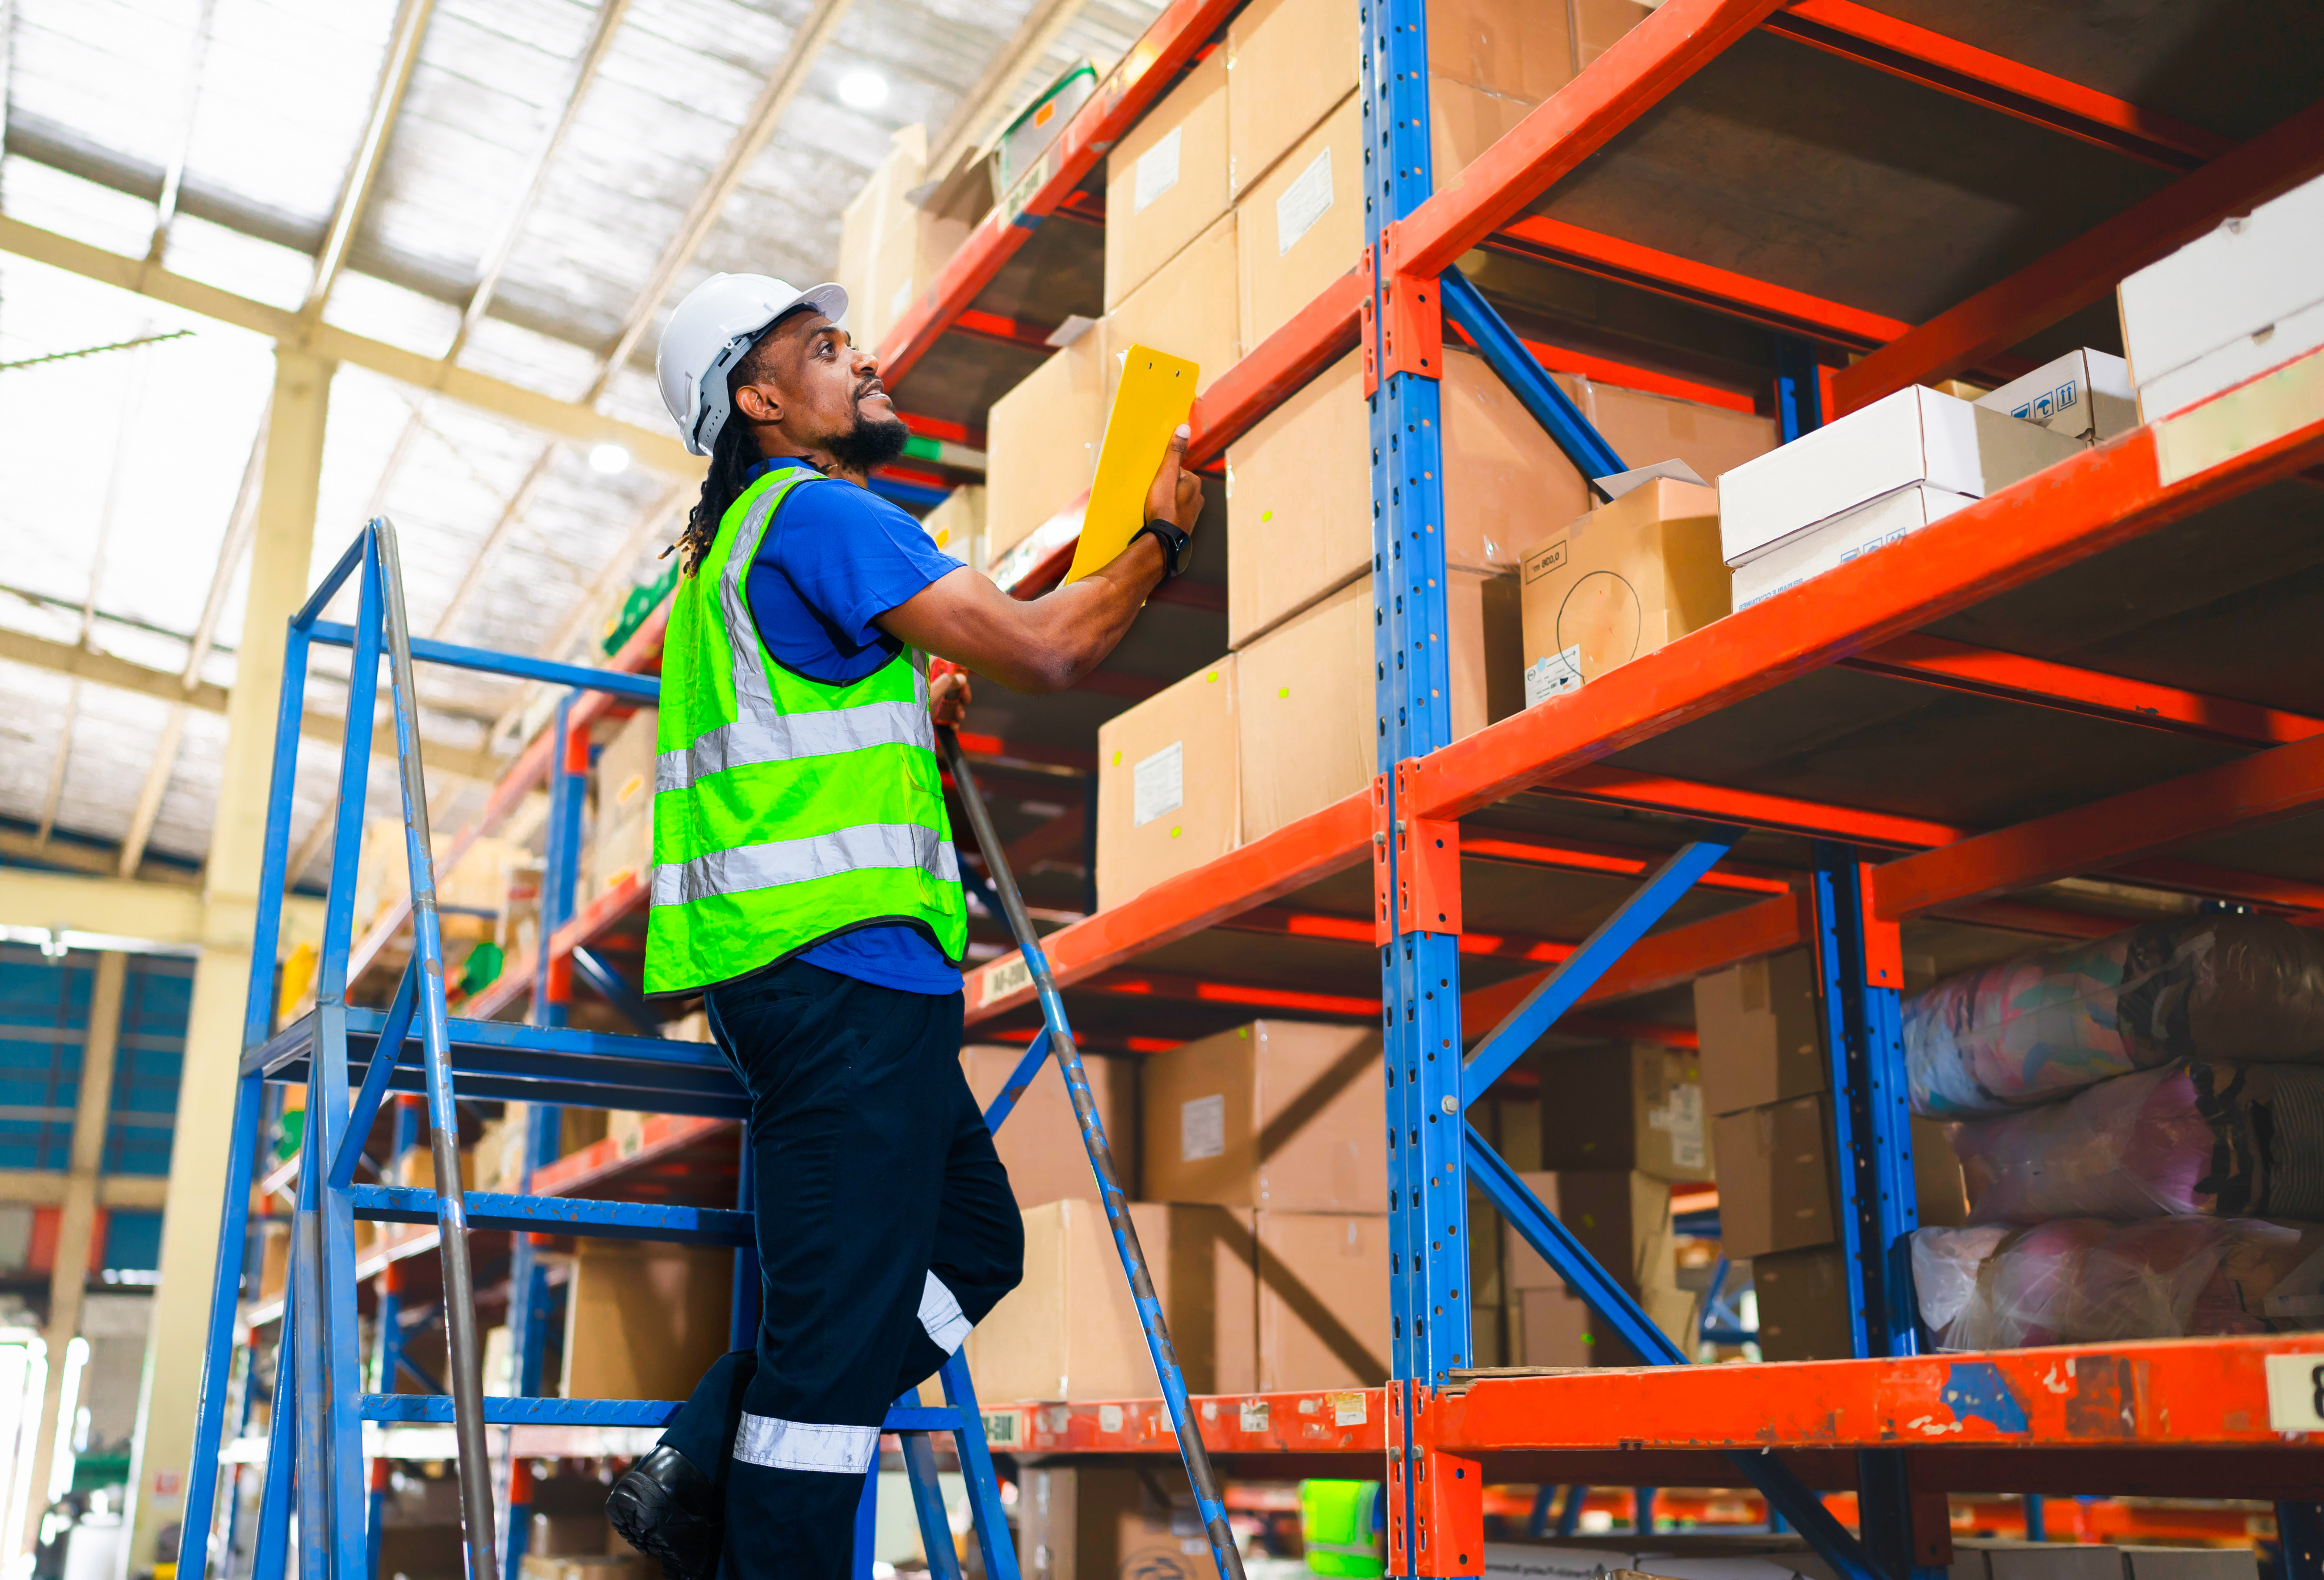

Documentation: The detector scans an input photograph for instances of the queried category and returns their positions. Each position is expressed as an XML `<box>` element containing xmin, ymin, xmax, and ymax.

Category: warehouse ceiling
<box><xmin>0</xmin><ymin>0</ymin><xmax>1163</xmax><ymax>888</ymax></box>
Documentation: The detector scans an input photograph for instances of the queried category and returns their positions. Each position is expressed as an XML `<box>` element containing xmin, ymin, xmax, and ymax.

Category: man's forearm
<box><xmin>1014</xmin><ymin>533</ymin><xmax>1169</xmax><ymax>688</ymax></box>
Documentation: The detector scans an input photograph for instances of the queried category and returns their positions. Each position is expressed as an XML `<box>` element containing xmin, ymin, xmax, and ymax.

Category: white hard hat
<box><xmin>656</xmin><ymin>273</ymin><xmax>849</xmax><ymax>457</ymax></box>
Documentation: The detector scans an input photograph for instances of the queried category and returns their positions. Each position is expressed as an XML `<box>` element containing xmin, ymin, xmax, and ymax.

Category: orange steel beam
<box><xmin>1844</xmin><ymin>633</ymin><xmax>2324</xmax><ymax>748</ymax></box>
<box><xmin>964</xmin><ymin>790</ymin><xmax>1374</xmax><ymax>1023</ymax></box>
<box><xmin>1396</xmin><ymin>0</ymin><xmax>1788</xmax><ymax>277</ymax></box>
<box><xmin>1218</xmin><ymin>905</ymin><xmax>1581</xmax><ymax>966</ymax></box>
<box><xmin>990</xmin><ymin>1391</ymin><xmax>1389</xmax><ymax>1457</ymax></box>
<box><xmin>1463</xmin><ymin>828</ymin><xmax>1794</xmax><ymax>893</ymax></box>
<box><xmin>1488</xmin><ymin>215</ymin><xmax>1913</xmax><ymax>351</ymax></box>
<box><xmin>1188</xmin><ymin>270</ymin><xmax>1366</xmax><ymax>469</ymax></box>
<box><xmin>1765</xmin><ymin>0</ymin><xmax>2234</xmax><ymax>172</ymax></box>
<box><xmin>2118</xmin><ymin>857</ymin><xmax>2324</xmax><ymax>917</ymax></box>
<box><xmin>1409</xmin><ymin>387</ymin><xmax>2324</xmax><ymax>823</ymax></box>
<box><xmin>1547</xmin><ymin>765</ymin><xmax>1967</xmax><ymax>849</ymax></box>
<box><xmin>878</xmin><ymin>0</ymin><xmax>1240</xmax><ymax>384</ymax></box>
<box><xmin>1422</xmin><ymin>1331</ymin><xmax>2324</xmax><ymax>1452</ymax></box>
<box><xmin>1831</xmin><ymin>99</ymin><xmax>2324</xmax><ymax>412</ymax></box>
<box><xmin>1084</xmin><ymin>970</ymin><xmax>1378</xmax><ymax>1019</ymax></box>
<box><xmin>1872</xmin><ymin>728</ymin><xmax>2324</xmax><ymax>921</ymax></box>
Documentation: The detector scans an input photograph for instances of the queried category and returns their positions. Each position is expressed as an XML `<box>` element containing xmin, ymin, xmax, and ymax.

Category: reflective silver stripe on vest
<box><xmin>658</xmin><ymin>476</ymin><xmax>934</xmax><ymax>795</ymax></box>
<box><xmin>652</xmin><ymin>822</ymin><xmax>959</xmax><ymax>909</ymax></box>
<box><xmin>657</xmin><ymin>698</ymin><xmax>928</xmax><ymax>794</ymax></box>
<box><xmin>731</xmin><ymin>1413</ymin><xmax>878</xmax><ymax>1474</ymax></box>
<box><xmin>918</xmin><ymin>1271</ymin><xmax>971</xmax><ymax>1354</ymax></box>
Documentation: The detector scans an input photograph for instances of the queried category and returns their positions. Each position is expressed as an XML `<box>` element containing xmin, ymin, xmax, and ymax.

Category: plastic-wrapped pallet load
<box><xmin>1903</xmin><ymin>915</ymin><xmax>2324</xmax><ymax>1117</ymax></box>
<box><xmin>1949</xmin><ymin>1059</ymin><xmax>2324</xmax><ymax>1223</ymax></box>
<box><xmin>1912</xmin><ymin>1216</ymin><xmax>2324</xmax><ymax>1349</ymax></box>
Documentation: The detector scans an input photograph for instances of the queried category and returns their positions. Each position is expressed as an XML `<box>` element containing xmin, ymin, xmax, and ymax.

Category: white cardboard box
<box><xmin>1717</xmin><ymin>386</ymin><xmax>2079</xmax><ymax>567</ymax></box>
<box><xmin>1731</xmin><ymin>482</ymin><xmax>1977</xmax><ymax>610</ymax></box>
<box><xmin>1976</xmin><ymin>348</ymin><xmax>2137</xmax><ymax>444</ymax></box>
<box><xmin>2118</xmin><ymin>168</ymin><xmax>2324</xmax><ymax>408</ymax></box>
<box><xmin>2136</xmin><ymin>294</ymin><xmax>2324</xmax><ymax>422</ymax></box>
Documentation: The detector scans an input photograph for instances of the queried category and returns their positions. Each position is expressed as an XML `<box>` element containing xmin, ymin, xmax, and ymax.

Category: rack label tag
<box><xmin>2264</xmin><ymin>1351</ymin><xmax>2324</xmax><ymax>1432</ymax></box>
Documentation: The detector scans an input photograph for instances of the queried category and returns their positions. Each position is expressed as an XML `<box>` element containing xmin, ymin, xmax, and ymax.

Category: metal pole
<box><xmin>937</xmin><ymin>727</ymin><xmax>1245</xmax><ymax>1580</ymax></box>
<box><xmin>372</xmin><ymin>519</ymin><xmax>499</xmax><ymax>1580</ymax></box>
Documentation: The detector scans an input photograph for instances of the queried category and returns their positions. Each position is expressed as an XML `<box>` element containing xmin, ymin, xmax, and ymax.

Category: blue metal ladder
<box><xmin>173</xmin><ymin>520</ymin><xmax>1021</xmax><ymax>1580</ymax></box>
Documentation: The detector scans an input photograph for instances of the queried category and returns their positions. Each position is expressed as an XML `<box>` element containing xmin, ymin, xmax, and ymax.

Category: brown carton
<box><xmin>970</xmin><ymin>1199</ymin><xmax>1256</xmax><ymax>1402</ymax></box>
<box><xmin>1227</xmin><ymin>348</ymin><xmax>1588</xmax><ymax>646</ymax></box>
<box><xmin>1572</xmin><ymin>378</ymin><xmax>1780</xmax><ymax>490</ymax></box>
<box><xmin>1104</xmin><ymin>50</ymin><xmax>1230</xmax><ymax>310</ymax></box>
<box><xmin>1139</xmin><ymin>1019</ymin><xmax>1383</xmax><ymax>1212</ymax></box>
<box><xmin>834</xmin><ymin>124</ymin><xmax>974</xmax><ymax>359</ymax></box>
<box><xmin>1693</xmin><ymin>949</ymin><xmax>1826</xmax><ymax>1116</ymax></box>
<box><xmin>1516</xmin><ymin>479</ymin><xmax>1729</xmax><ymax>690</ymax></box>
<box><xmin>1752</xmin><ymin>1243</ymin><xmax>1856</xmax><ymax>1362</ymax></box>
<box><xmin>1226</xmin><ymin>0</ymin><xmax>1362</xmax><ymax>196</ymax></box>
<box><xmin>1498</xmin><ymin>1169</ymin><xmax>1694</xmax><ymax>1363</ymax></box>
<box><xmin>1093</xmin><ymin>658</ymin><xmax>1238</xmax><ymax>912</ymax></box>
<box><xmin>1236</xmin><ymin>571</ymin><xmax>1522</xmax><ymax>842</ymax></box>
<box><xmin>1716</xmin><ymin>1097</ymin><xmax>1970</xmax><ymax>1261</ymax></box>
<box><xmin>1104</xmin><ymin>211</ymin><xmax>1241</xmax><ymax>401</ymax></box>
<box><xmin>1433</xmin><ymin>0</ymin><xmax>1586</xmax><ymax>182</ymax></box>
<box><xmin>560</xmin><ymin>1240</ymin><xmax>731</xmax><ymax>1401</ymax></box>
<box><xmin>1254</xmin><ymin>1211</ymin><xmax>1390</xmax><ymax>1390</ymax></box>
<box><xmin>591</xmin><ymin>705</ymin><xmax>657</xmax><ymax>898</ymax></box>
<box><xmin>959</xmin><ymin>1044</ymin><xmax>1139</xmax><ymax>1207</ymax></box>
<box><xmin>1535</xmin><ymin>1043</ymin><xmax>1712</xmax><ymax>1182</ymax></box>
<box><xmin>1236</xmin><ymin>94</ymin><xmax>1363</xmax><ymax>352</ymax></box>
<box><xmin>986</xmin><ymin>329</ymin><xmax>1109</xmax><ymax>559</ymax></box>
<box><xmin>1016</xmin><ymin>1466</ymin><xmax>1207</xmax><ymax>1580</ymax></box>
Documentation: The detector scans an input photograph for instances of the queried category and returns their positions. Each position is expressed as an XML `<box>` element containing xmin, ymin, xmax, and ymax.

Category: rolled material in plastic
<box><xmin>1904</xmin><ymin>916</ymin><xmax>2324</xmax><ymax>1117</ymax></box>
<box><xmin>1912</xmin><ymin>1216</ymin><xmax>2324</xmax><ymax>1349</ymax></box>
<box><xmin>1952</xmin><ymin>1059</ymin><xmax>2324</xmax><ymax>1223</ymax></box>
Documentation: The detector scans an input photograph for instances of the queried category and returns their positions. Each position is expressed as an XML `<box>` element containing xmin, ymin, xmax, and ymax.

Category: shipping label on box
<box><xmin>1517</xmin><ymin>477</ymin><xmax>1727</xmax><ymax>690</ymax></box>
<box><xmin>1095</xmin><ymin>659</ymin><xmax>1237</xmax><ymax>911</ymax></box>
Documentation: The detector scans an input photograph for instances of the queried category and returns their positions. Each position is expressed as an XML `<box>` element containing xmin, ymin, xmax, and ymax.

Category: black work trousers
<box><xmin>655</xmin><ymin>958</ymin><xmax>1023</xmax><ymax>1579</ymax></box>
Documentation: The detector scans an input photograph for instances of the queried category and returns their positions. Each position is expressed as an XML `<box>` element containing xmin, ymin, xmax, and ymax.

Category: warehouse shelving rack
<box><xmin>176</xmin><ymin>521</ymin><xmax>1029</xmax><ymax>1580</ymax></box>
<box><xmin>297</xmin><ymin>2</ymin><xmax>2324</xmax><ymax>1579</ymax></box>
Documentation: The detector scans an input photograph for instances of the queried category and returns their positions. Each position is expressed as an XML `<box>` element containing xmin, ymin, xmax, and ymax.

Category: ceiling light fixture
<box><xmin>589</xmin><ymin>443</ymin><xmax>631</xmax><ymax>475</ymax></box>
<box><xmin>837</xmin><ymin>69</ymin><xmax>889</xmax><ymax>110</ymax></box>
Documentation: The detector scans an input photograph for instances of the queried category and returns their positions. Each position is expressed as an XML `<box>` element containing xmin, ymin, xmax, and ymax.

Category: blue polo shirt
<box><xmin>740</xmin><ymin>457</ymin><xmax>967</xmax><ymax>994</ymax></box>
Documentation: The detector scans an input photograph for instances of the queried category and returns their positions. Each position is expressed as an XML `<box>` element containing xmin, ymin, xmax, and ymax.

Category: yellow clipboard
<box><xmin>1064</xmin><ymin>344</ymin><xmax>1199</xmax><ymax>584</ymax></box>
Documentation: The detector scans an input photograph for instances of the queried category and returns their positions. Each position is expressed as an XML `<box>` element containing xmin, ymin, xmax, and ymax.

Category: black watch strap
<box><xmin>1134</xmin><ymin>519</ymin><xmax>1190</xmax><ymax>580</ymax></box>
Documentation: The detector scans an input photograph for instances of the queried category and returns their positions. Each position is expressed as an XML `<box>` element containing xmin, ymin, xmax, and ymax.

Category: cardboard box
<box><xmin>1105</xmin><ymin>49</ymin><xmax>1230</xmax><ymax>310</ymax></box>
<box><xmin>833</xmin><ymin>124</ymin><xmax>974</xmax><ymax>359</ymax></box>
<box><xmin>1729</xmin><ymin>482</ymin><xmax>1978</xmax><ymax>612</ymax></box>
<box><xmin>1254</xmin><ymin>1211</ymin><xmax>1389</xmax><ymax>1389</ymax></box>
<box><xmin>1536</xmin><ymin>1043</ymin><xmax>1712</xmax><ymax>1182</ymax></box>
<box><xmin>1140</xmin><ymin>1019</ymin><xmax>1383</xmax><ymax>1212</ymax></box>
<box><xmin>527</xmin><ymin>1513</ymin><xmax>609</xmax><ymax>1558</ymax></box>
<box><xmin>1717</xmin><ymin>1098</ymin><xmax>1969</xmax><ymax>1260</ymax></box>
<box><xmin>1236</xmin><ymin>570</ymin><xmax>1522</xmax><ymax>842</ymax></box>
<box><xmin>1718</xmin><ymin>386</ymin><xmax>2082</xmax><ymax>567</ymax></box>
<box><xmin>1227</xmin><ymin>356</ymin><xmax>1739</xmax><ymax>648</ymax></box>
<box><xmin>1016</xmin><ymin>1465</ymin><xmax>1212</xmax><ymax>1580</ymax></box>
<box><xmin>1236</xmin><ymin>93</ymin><xmax>1363</xmax><ymax>352</ymax></box>
<box><xmin>919</xmin><ymin>483</ymin><xmax>983</xmax><ymax>567</ymax></box>
<box><xmin>1104</xmin><ymin>210</ymin><xmax>1241</xmax><ymax>401</ymax></box>
<box><xmin>2117</xmin><ymin>1550</ymin><xmax>2259</xmax><ymax>1580</ymax></box>
<box><xmin>1976</xmin><ymin>348</ymin><xmax>2137</xmax><ymax>445</ymax></box>
<box><xmin>1950</xmin><ymin>1544</ymin><xmax>2134</xmax><ymax>1580</ymax></box>
<box><xmin>1914</xmin><ymin>1115</ymin><xmax>1969</xmax><ymax>1228</ymax></box>
<box><xmin>1750</xmin><ymin>1244</ymin><xmax>1855</xmax><ymax>1362</ymax></box>
<box><xmin>1693</xmin><ymin>950</ymin><xmax>1824</xmax><ymax>1116</ymax></box>
<box><xmin>1501</xmin><ymin>1171</ymin><xmax>1693</xmax><ymax>1363</ymax></box>
<box><xmin>1430</xmin><ymin>0</ymin><xmax>1595</xmax><ymax>180</ymax></box>
<box><xmin>1094</xmin><ymin>658</ymin><xmax>1237</xmax><ymax>912</ymax></box>
<box><xmin>1226</xmin><ymin>0</ymin><xmax>1362</xmax><ymax>196</ymax></box>
<box><xmin>986</xmin><ymin>328</ymin><xmax>1110</xmax><ymax>559</ymax></box>
<box><xmin>256</xmin><ymin>1221</ymin><xmax>289</xmax><ymax>1304</ymax></box>
<box><xmin>959</xmin><ymin>1043</ymin><xmax>1138</xmax><ymax>1208</ymax></box>
<box><xmin>391</xmin><ymin>1143</ymin><xmax>475</xmax><ymax>1194</ymax></box>
<box><xmin>591</xmin><ymin>706</ymin><xmax>657</xmax><ymax>897</ymax></box>
<box><xmin>970</xmin><ymin>1199</ymin><xmax>1256</xmax><ymax>1401</ymax></box>
<box><xmin>1516</xmin><ymin>478</ymin><xmax>1728</xmax><ymax>700</ymax></box>
<box><xmin>560</xmin><ymin>1240</ymin><xmax>731</xmax><ymax>1401</ymax></box>
<box><xmin>2119</xmin><ymin>170</ymin><xmax>2324</xmax><ymax>418</ymax></box>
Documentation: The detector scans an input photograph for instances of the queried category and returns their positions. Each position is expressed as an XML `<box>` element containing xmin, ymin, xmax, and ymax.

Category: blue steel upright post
<box><xmin>1362</xmin><ymin>2</ymin><xmax>1479</xmax><ymax>1576</ymax></box>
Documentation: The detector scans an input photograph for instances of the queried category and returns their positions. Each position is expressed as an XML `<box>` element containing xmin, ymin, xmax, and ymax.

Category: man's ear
<box><xmin>734</xmin><ymin>381</ymin><xmax>782</xmax><ymax>424</ymax></box>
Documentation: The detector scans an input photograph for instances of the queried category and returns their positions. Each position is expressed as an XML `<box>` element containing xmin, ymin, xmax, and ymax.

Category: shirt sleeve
<box><xmin>765</xmin><ymin>479</ymin><xmax>965</xmax><ymax>650</ymax></box>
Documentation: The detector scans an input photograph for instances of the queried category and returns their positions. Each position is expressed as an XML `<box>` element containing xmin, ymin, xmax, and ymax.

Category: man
<box><xmin>603</xmin><ymin>272</ymin><xmax>1201</xmax><ymax>1579</ymax></box>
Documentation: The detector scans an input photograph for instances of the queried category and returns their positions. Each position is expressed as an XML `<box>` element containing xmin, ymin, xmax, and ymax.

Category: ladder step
<box><xmin>360</xmin><ymin>1396</ymin><xmax>962</xmax><ymax>1431</ymax></box>
<box><xmin>351</xmin><ymin>1185</ymin><xmax>753</xmax><ymax>1246</ymax></box>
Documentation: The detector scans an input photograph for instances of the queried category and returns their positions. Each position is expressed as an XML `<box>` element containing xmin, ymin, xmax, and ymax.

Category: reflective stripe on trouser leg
<box><xmin>918</xmin><ymin>1271</ymin><xmax>971</xmax><ymax>1354</ymax></box>
<box><xmin>731</xmin><ymin>1415</ymin><xmax>882</xmax><ymax>1474</ymax></box>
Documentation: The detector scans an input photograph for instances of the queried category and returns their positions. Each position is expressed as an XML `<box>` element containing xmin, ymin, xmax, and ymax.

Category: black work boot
<box><xmin>607</xmin><ymin>1445</ymin><xmax>722</xmax><ymax>1580</ymax></box>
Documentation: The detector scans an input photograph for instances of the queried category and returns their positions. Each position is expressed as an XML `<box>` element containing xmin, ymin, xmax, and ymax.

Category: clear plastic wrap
<box><xmin>1904</xmin><ymin>915</ymin><xmax>2324</xmax><ymax>1117</ymax></box>
<box><xmin>1950</xmin><ymin>1059</ymin><xmax>2324</xmax><ymax>1222</ymax></box>
<box><xmin>1912</xmin><ymin>1216</ymin><xmax>2324</xmax><ymax>1349</ymax></box>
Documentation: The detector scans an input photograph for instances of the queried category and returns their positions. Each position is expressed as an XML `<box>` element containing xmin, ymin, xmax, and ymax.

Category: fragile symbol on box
<box><xmin>2011</xmin><ymin>378</ymin><xmax>2080</xmax><ymax>424</ymax></box>
<box><xmin>1524</xmin><ymin>646</ymin><xmax>1584</xmax><ymax>708</ymax></box>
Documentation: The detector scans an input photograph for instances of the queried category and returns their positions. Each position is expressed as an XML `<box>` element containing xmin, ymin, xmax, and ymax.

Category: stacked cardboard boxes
<box><xmin>833</xmin><ymin>123</ymin><xmax>979</xmax><ymax>360</ymax></box>
<box><xmin>958</xmin><ymin>1043</ymin><xmax>1138</xmax><ymax>1210</ymax></box>
<box><xmin>587</xmin><ymin>706</ymin><xmax>656</xmax><ymax>900</ymax></box>
<box><xmin>1694</xmin><ymin>950</ymin><xmax>1969</xmax><ymax>1360</ymax></box>
<box><xmin>967</xmin><ymin>1020</ymin><xmax>1390</xmax><ymax>1400</ymax></box>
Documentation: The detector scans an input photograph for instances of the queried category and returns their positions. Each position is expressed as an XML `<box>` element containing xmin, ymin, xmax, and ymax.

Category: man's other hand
<box><xmin>928</xmin><ymin>659</ymin><xmax>972</xmax><ymax>726</ymax></box>
<box><xmin>1145</xmin><ymin>423</ymin><xmax>1203</xmax><ymax>532</ymax></box>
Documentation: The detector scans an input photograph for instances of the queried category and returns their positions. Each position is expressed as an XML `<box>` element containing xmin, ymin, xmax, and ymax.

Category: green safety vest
<box><xmin>1300</xmin><ymin>1480</ymin><xmax>1384</xmax><ymax>1579</ymax></box>
<box><xmin>643</xmin><ymin>468</ymin><xmax>967</xmax><ymax>997</ymax></box>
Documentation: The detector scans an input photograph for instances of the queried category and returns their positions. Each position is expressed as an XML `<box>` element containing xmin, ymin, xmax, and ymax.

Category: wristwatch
<box><xmin>1132</xmin><ymin>517</ymin><xmax>1192</xmax><ymax>580</ymax></box>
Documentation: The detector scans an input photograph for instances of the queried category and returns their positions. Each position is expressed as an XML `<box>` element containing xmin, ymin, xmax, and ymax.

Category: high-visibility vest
<box><xmin>1300</xmin><ymin>1480</ymin><xmax>1384</xmax><ymax>1578</ymax></box>
<box><xmin>643</xmin><ymin>467</ymin><xmax>967</xmax><ymax>996</ymax></box>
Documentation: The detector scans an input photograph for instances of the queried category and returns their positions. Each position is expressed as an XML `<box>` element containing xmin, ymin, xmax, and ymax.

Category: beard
<box><xmin>827</xmin><ymin>405</ymin><xmax>911</xmax><ymax>473</ymax></box>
